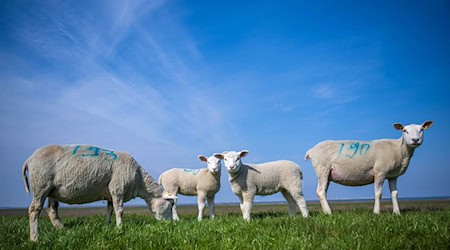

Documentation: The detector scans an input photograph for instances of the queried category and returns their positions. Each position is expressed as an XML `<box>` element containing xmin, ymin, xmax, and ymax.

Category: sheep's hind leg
<box><xmin>316</xmin><ymin>168</ymin><xmax>332</xmax><ymax>214</ymax></box>
<box><xmin>112</xmin><ymin>196</ymin><xmax>124</xmax><ymax>227</ymax></box>
<box><xmin>47</xmin><ymin>198</ymin><xmax>64</xmax><ymax>229</ymax></box>
<box><xmin>29</xmin><ymin>196</ymin><xmax>45</xmax><ymax>241</ymax></box>
<box><xmin>389</xmin><ymin>178</ymin><xmax>400</xmax><ymax>215</ymax></box>
<box><xmin>206</xmin><ymin>195</ymin><xmax>215</xmax><ymax>219</ymax></box>
<box><xmin>290</xmin><ymin>190</ymin><xmax>309</xmax><ymax>218</ymax></box>
<box><xmin>281</xmin><ymin>190</ymin><xmax>297</xmax><ymax>216</ymax></box>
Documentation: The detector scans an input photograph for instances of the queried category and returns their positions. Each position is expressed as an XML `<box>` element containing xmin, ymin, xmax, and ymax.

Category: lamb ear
<box><xmin>197</xmin><ymin>155</ymin><xmax>208</xmax><ymax>162</ymax></box>
<box><xmin>239</xmin><ymin>150</ymin><xmax>249</xmax><ymax>158</ymax></box>
<box><xmin>422</xmin><ymin>121</ymin><xmax>433</xmax><ymax>130</ymax></box>
<box><xmin>393</xmin><ymin>123</ymin><xmax>404</xmax><ymax>131</ymax></box>
<box><xmin>213</xmin><ymin>153</ymin><xmax>224</xmax><ymax>160</ymax></box>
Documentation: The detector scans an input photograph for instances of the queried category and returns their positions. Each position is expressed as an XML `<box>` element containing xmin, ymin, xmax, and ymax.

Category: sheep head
<box><xmin>198</xmin><ymin>154</ymin><xmax>222</xmax><ymax>174</ymax></box>
<box><xmin>214</xmin><ymin>150</ymin><xmax>248</xmax><ymax>174</ymax></box>
<box><xmin>393</xmin><ymin>121</ymin><xmax>433</xmax><ymax>148</ymax></box>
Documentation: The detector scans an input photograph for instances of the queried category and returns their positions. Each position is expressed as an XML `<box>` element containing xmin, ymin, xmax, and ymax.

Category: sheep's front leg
<box><xmin>373</xmin><ymin>176</ymin><xmax>385</xmax><ymax>214</ymax></box>
<box><xmin>197</xmin><ymin>192</ymin><xmax>207</xmax><ymax>221</ymax></box>
<box><xmin>238</xmin><ymin>195</ymin><xmax>244</xmax><ymax>212</ymax></box>
<box><xmin>172</xmin><ymin>199</ymin><xmax>180</xmax><ymax>221</ymax></box>
<box><xmin>207</xmin><ymin>195</ymin><xmax>215</xmax><ymax>219</ymax></box>
<box><xmin>47</xmin><ymin>198</ymin><xmax>64</xmax><ymax>229</ymax></box>
<box><xmin>241</xmin><ymin>193</ymin><xmax>254</xmax><ymax>221</ymax></box>
<box><xmin>112</xmin><ymin>196</ymin><xmax>124</xmax><ymax>226</ymax></box>
<box><xmin>105</xmin><ymin>201</ymin><xmax>114</xmax><ymax>224</ymax></box>
<box><xmin>389</xmin><ymin>178</ymin><xmax>401</xmax><ymax>215</ymax></box>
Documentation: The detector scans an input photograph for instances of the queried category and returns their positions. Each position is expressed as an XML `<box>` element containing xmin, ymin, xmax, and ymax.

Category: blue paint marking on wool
<box><xmin>72</xmin><ymin>145</ymin><xmax>118</xmax><ymax>160</ymax></box>
<box><xmin>338</xmin><ymin>143</ymin><xmax>371</xmax><ymax>158</ymax></box>
<box><xmin>183</xmin><ymin>169</ymin><xmax>200</xmax><ymax>175</ymax></box>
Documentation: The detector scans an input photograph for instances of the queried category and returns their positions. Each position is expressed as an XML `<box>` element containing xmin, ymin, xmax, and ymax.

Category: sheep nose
<box><xmin>412</xmin><ymin>138</ymin><xmax>420</xmax><ymax>143</ymax></box>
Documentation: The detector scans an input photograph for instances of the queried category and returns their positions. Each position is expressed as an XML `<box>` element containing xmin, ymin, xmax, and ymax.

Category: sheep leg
<box><xmin>206</xmin><ymin>195</ymin><xmax>215</xmax><ymax>219</ymax></box>
<box><xmin>47</xmin><ymin>197</ymin><xmax>64</xmax><ymax>229</ymax></box>
<box><xmin>290</xmin><ymin>190</ymin><xmax>309</xmax><ymax>218</ymax></box>
<box><xmin>241</xmin><ymin>193</ymin><xmax>254</xmax><ymax>221</ymax></box>
<box><xmin>373</xmin><ymin>176</ymin><xmax>385</xmax><ymax>214</ymax></box>
<box><xmin>281</xmin><ymin>190</ymin><xmax>297</xmax><ymax>216</ymax></box>
<box><xmin>197</xmin><ymin>192</ymin><xmax>207</xmax><ymax>221</ymax></box>
<box><xmin>28</xmin><ymin>196</ymin><xmax>45</xmax><ymax>241</ymax></box>
<box><xmin>316</xmin><ymin>172</ymin><xmax>332</xmax><ymax>214</ymax></box>
<box><xmin>105</xmin><ymin>201</ymin><xmax>114</xmax><ymax>224</ymax></box>
<box><xmin>112</xmin><ymin>196</ymin><xmax>124</xmax><ymax>227</ymax></box>
<box><xmin>171</xmin><ymin>199</ymin><xmax>180</xmax><ymax>221</ymax></box>
<box><xmin>238</xmin><ymin>195</ymin><xmax>244</xmax><ymax>212</ymax></box>
<box><xmin>389</xmin><ymin>178</ymin><xmax>401</xmax><ymax>215</ymax></box>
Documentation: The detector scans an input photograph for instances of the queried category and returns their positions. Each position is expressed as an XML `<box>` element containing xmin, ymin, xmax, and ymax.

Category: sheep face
<box><xmin>214</xmin><ymin>150</ymin><xmax>248</xmax><ymax>174</ymax></box>
<box><xmin>394</xmin><ymin>121</ymin><xmax>433</xmax><ymax>148</ymax></box>
<box><xmin>150</xmin><ymin>198</ymin><xmax>174</xmax><ymax>221</ymax></box>
<box><xmin>198</xmin><ymin>155</ymin><xmax>222</xmax><ymax>174</ymax></box>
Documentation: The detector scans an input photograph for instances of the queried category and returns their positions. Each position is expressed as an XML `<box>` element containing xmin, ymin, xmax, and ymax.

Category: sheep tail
<box><xmin>304</xmin><ymin>149</ymin><xmax>312</xmax><ymax>161</ymax></box>
<box><xmin>157</xmin><ymin>174</ymin><xmax>162</xmax><ymax>185</ymax></box>
<box><xmin>22</xmin><ymin>160</ymin><xmax>30</xmax><ymax>196</ymax></box>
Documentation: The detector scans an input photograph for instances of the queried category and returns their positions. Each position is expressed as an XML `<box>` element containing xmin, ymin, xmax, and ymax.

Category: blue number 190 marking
<box><xmin>338</xmin><ymin>143</ymin><xmax>370</xmax><ymax>158</ymax></box>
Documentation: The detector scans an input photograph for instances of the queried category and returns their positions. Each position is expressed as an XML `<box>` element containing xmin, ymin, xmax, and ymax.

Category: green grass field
<box><xmin>1</xmin><ymin>200</ymin><xmax>449</xmax><ymax>249</ymax></box>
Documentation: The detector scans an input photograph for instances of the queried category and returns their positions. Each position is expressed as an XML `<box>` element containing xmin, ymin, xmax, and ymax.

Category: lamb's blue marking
<box><xmin>183</xmin><ymin>169</ymin><xmax>200</xmax><ymax>175</ymax></box>
<box><xmin>72</xmin><ymin>146</ymin><xmax>118</xmax><ymax>160</ymax></box>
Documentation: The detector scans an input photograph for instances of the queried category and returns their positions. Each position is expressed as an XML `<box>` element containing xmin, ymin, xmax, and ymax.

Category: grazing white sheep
<box><xmin>305</xmin><ymin>121</ymin><xmax>434</xmax><ymax>215</ymax></box>
<box><xmin>22</xmin><ymin>144</ymin><xmax>176</xmax><ymax>241</ymax></box>
<box><xmin>158</xmin><ymin>155</ymin><xmax>221</xmax><ymax>221</ymax></box>
<box><xmin>214</xmin><ymin>150</ymin><xmax>309</xmax><ymax>221</ymax></box>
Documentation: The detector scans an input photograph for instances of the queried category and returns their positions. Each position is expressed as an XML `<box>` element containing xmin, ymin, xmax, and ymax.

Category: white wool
<box><xmin>22</xmin><ymin>144</ymin><xmax>174</xmax><ymax>241</ymax></box>
<box><xmin>158</xmin><ymin>154</ymin><xmax>221</xmax><ymax>221</ymax></box>
<box><xmin>305</xmin><ymin>121</ymin><xmax>433</xmax><ymax>215</ymax></box>
<box><xmin>215</xmin><ymin>150</ymin><xmax>309</xmax><ymax>221</ymax></box>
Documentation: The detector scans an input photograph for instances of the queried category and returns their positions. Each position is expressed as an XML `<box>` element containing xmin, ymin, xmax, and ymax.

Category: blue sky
<box><xmin>0</xmin><ymin>1</ymin><xmax>449</xmax><ymax>208</ymax></box>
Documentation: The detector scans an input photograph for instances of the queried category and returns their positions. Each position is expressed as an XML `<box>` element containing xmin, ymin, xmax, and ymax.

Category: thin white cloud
<box><xmin>313</xmin><ymin>84</ymin><xmax>335</xmax><ymax>99</ymax></box>
<box><xmin>4</xmin><ymin>0</ymin><xmax>231</xmax><ymax>151</ymax></box>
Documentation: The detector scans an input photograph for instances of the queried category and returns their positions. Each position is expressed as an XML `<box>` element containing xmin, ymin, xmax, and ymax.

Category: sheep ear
<box><xmin>422</xmin><ymin>121</ymin><xmax>433</xmax><ymax>130</ymax></box>
<box><xmin>213</xmin><ymin>153</ymin><xmax>224</xmax><ymax>160</ymax></box>
<box><xmin>393</xmin><ymin>123</ymin><xmax>404</xmax><ymax>131</ymax></box>
<box><xmin>198</xmin><ymin>155</ymin><xmax>208</xmax><ymax>162</ymax></box>
<box><xmin>240</xmin><ymin>150</ymin><xmax>249</xmax><ymax>158</ymax></box>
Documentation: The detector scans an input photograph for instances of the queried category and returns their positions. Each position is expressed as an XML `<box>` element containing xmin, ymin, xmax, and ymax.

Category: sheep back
<box><xmin>26</xmin><ymin>144</ymin><xmax>148</xmax><ymax>204</ymax></box>
<box><xmin>307</xmin><ymin>139</ymin><xmax>410</xmax><ymax>185</ymax></box>
<box><xmin>232</xmin><ymin>160</ymin><xmax>302</xmax><ymax>196</ymax></box>
<box><xmin>159</xmin><ymin>168</ymin><xmax>219</xmax><ymax>196</ymax></box>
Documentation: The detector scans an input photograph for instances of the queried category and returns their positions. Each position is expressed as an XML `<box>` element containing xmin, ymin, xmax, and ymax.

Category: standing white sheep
<box><xmin>305</xmin><ymin>121</ymin><xmax>433</xmax><ymax>215</ymax></box>
<box><xmin>22</xmin><ymin>144</ymin><xmax>176</xmax><ymax>241</ymax></box>
<box><xmin>158</xmin><ymin>155</ymin><xmax>221</xmax><ymax>221</ymax></box>
<box><xmin>214</xmin><ymin>150</ymin><xmax>309</xmax><ymax>221</ymax></box>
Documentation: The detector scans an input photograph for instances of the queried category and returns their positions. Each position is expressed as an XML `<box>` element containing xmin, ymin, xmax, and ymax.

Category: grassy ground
<box><xmin>1</xmin><ymin>199</ymin><xmax>449</xmax><ymax>249</ymax></box>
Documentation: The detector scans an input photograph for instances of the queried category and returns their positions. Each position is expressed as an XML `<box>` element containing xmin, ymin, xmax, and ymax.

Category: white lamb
<box><xmin>305</xmin><ymin>121</ymin><xmax>434</xmax><ymax>215</ymax></box>
<box><xmin>214</xmin><ymin>150</ymin><xmax>309</xmax><ymax>221</ymax></box>
<box><xmin>158</xmin><ymin>155</ymin><xmax>221</xmax><ymax>221</ymax></box>
<box><xmin>22</xmin><ymin>144</ymin><xmax>176</xmax><ymax>241</ymax></box>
